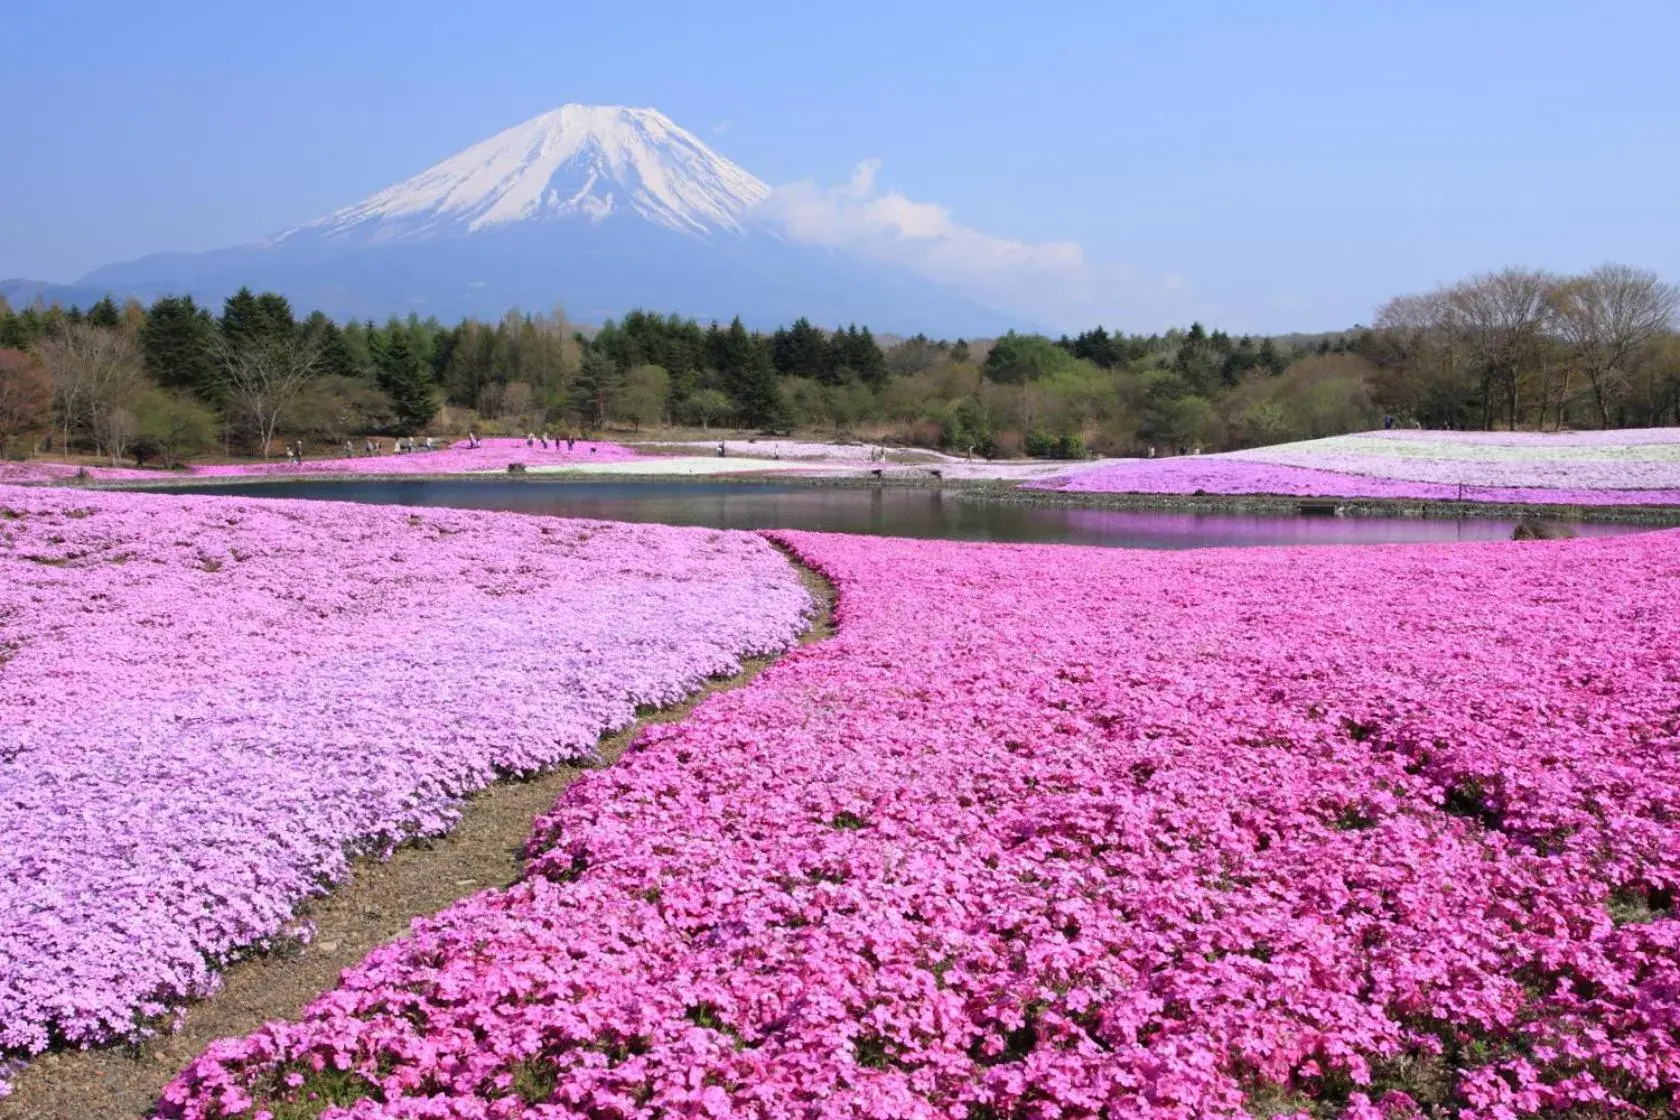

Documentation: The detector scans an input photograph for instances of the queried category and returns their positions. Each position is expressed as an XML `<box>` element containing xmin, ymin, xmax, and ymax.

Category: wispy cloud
<box><xmin>756</xmin><ymin>160</ymin><xmax>1192</xmax><ymax>331</ymax></box>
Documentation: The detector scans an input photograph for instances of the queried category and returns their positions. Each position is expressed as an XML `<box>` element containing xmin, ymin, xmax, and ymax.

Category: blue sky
<box><xmin>3</xmin><ymin>0</ymin><xmax>1676</xmax><ymax>333</ymax></box>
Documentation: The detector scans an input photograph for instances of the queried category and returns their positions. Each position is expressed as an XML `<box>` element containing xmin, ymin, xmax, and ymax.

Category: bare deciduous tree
<box><xmin>37</xmin><ymin>324</ymin><xmax>145</xmax><ymax>458</ymax></box>
<box><xmin>1551</xmin><ymin>264</ymin><xmax>1679</xmax><ymax>428</ymax></box>
<box><xmin>212</xmin><ymin>333</ymin><xmax>322</xmax><ymax>458</ymax></box>
<box><xmin>92</xmin><ymin>406</ymin><xmax>138</xmax><ymax>467</ymax></box>
<box><xmin>1442</xmin><ymin>268</ymin><xmax>1557</xmax><ymax>430</ymax></box>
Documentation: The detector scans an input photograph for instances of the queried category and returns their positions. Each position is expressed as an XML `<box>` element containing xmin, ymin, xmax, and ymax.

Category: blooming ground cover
<box><xmin>160</xmin><ymin>528</ymin><xmax>1680</xmax><ymax>1119</ymax></box>
<box><xmin>0</xmin><ymin>484</ymin><xmax>811</xmax><ymax>1096</ymax></box>
<box><xmin>1041</xmin><ymin>429</ymin><xmax>1680</xmax><ymax>506</ymax></box>
<box><xmin>0</xmin><ymin>439</ymin><xmax>637</xmax><ymax>486</ymax></box>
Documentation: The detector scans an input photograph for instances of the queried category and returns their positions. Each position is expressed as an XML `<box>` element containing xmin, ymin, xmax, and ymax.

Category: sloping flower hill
<box><xmin>1041</xmin><ymin>428</ymin><xmax>1680</xmax><ymax>506</ymax></box>
<box><xmin>161</xmin><ymin>528</ymin><xmax>1679</xmax><ymax>1118</ymax></box>
<box><xmin>0</xmin><ymin>485</ymin><xmax>810</xmax><ymax>1094</ymax></box>
<box><xmin>0</xmin><ymin>439</ymin><xmax>637</xmax><ymax>486</ymax></box>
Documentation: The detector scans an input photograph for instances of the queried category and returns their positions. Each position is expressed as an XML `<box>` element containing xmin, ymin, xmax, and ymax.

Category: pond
<box><xmin>154</xmin><ymin>478</ymin><xmax>1655</xmax><ymax>550</ymax></box>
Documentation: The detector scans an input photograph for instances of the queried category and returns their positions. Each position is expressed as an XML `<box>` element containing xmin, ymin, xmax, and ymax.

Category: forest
<box><xmin>0</xmin><ymin>263</ymin><xmax>1675</xmax><ymax>466</ymax></box>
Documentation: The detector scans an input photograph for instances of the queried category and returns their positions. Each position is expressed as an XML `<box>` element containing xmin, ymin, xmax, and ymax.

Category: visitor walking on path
<box><xmin>526</xmin><ymin>433</ymin><xmax>535</xmax><ymax>449</ymax></box>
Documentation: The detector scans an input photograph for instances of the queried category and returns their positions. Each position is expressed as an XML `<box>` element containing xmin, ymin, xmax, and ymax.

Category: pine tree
<box><xmin>87</xmin><ymin>296</ymin><xmax>122</xmax><ymax>329</ymax></box>
<box><xmin>220</xmin><ymin>288</ymin><xmax>264</xmax><ymax>346</ymax></box>
<box><xmin>851</xmin><ymin>325</ymin><xmax>888</xmax><ymax>386</ymax></box>
<box><xmin>716</xmin><ymin>318</ymin><xmax>782</xmax><ymax>426</ymax></box>
<box><xmin>572</xmin><ymin>348</ymin><xmax>624</xmax><ymax>426</ymax></box>
<box><xmin>254</xmin><ymin>292</ymin><xmax>296</xmax><ymax>340</ymax></box>
<box><xmin>315</xmin><ymin>319</ymin><xmax>360</xmax><ymax>380</ymax></box>
<box><xmin>142</xmin><ymin>296</ymin><xmax>222</xmax><ymax>402</ymax></box>
<box><xmin>773</xmin><ymin>317</ymin><xmax>830</xmax><ymax>380</ymax></box>
<box><xmin>376</xmin><ymin>330</ymin><xmax>438</xmax><ymax>433</ymax></box>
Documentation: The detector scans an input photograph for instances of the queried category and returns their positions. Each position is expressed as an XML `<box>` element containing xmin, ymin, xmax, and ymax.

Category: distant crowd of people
<box><xmin>280</xmin><ymin>431</ymin><xmax>601</xmax><ymax>463</ymax></box>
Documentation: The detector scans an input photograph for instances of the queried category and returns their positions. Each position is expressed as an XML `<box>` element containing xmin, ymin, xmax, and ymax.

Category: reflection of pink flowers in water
<box><xmin>0</xmin><ymin>483</ymin><xmax>808</xmax><ymax>1091</ymax></box>
<box><xmin>1054</xmin><ymin>506</ymin><xmax>1646</xmax><ymax>548</ymax></box>
<box><xmin>159</xmin><ymin>527</ymin><xmax>1680</xmax><ymax>1119</ymax></box>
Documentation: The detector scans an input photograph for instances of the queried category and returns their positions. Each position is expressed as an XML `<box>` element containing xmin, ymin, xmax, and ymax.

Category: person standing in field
<box><xmin>567</xmin><ymin>435</ymin><xmax>575</xmax><ymax>451</ymax></box>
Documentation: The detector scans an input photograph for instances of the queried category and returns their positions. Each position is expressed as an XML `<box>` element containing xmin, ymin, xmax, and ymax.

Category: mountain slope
<box><xmin>283</xmin><ymin>105</ymin><xmax>769</xmax><ymax>241</ymax></box>
<box><xmin>77</xmin><ymin>105</ymin><xmax>1022</xmax><ymax>334</ymax></box>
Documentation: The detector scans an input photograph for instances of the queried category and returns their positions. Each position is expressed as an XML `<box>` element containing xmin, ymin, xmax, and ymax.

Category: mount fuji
<box><xmin>67</xmin><ymin>105</ymin><xmax>1022</xmax><ymax>334</ymax></box>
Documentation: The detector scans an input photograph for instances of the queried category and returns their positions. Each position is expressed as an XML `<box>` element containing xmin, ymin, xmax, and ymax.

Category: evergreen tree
<box><xmin>341</xmin><ymin>320</ymin><xmax>375</xmax><ymax>376</ymax></box>
<box><xmin>714</xmin><ymin>318</ymin><xmax>783</xmax><ymax>426</ymax></box>
<box><xmin>254</xmin><ymin>292</ymin><xmax>296</xmax><ymax>339</ymax></box>
<box><xmin>849</xmin><ymin>325</ymin><xmax>888</xmax><ymax>385</ymax></box>
<box><xmin>949</xmin><ymin>338</ymin><xmax>971</xmax><ymax>364</ymax></box>
<box><xmin>142</xmin><ymin>296</ymin><xmax>222</xmax><ymax>401</ymax></box>
<box><xmin>0</xmin><ymin>303</ymin><xmax>29</xmax><ymax>350</ymax></box>
<box><xmin>376</xmin><ymin>330</ymin><xmax>438</xmax><ymax>433</ymax></box>
<box><xmin>220</xmin><ymin>287</ymin><xmax>264</xmax><ymax>346</ymax></box>
<box><xmin>572</xmin><ymin>348</ymin><xmax>624</xmax><ymax>426</ymax></box>
<box><xmin>1072</xmin><ymin>326</ymin><xmax>1119</xmax><ymax>368</ymax></box>
<box><xmin>87</xmin><ymin>296</ymin><xmax>123</xmax><ymax>329</ymax></box>
<box><xmin>773</xmin><ymin>317</ymin><xmax>830</xmax><ymax>380</ymax></box>
<box><xmin>303</xmin><ymin>314</ymin><xmax>358</xmax><ymax>380</ymax></box>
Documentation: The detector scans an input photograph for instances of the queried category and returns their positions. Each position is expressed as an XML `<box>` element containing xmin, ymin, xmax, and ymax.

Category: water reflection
<box><xmin>159</xmin><ymin>479</ymin><xmax>1654</xmax><ymax>551</ymax></box>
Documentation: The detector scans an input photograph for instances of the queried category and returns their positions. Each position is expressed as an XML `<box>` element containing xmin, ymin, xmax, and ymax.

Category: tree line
<box><xmin>1</xmin><ymin>262</ymin><xmax>1675</xmax><ymax>466</ymax></box>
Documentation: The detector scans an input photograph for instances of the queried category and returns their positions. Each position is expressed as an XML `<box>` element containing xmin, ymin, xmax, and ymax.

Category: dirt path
<box><xmin>0</xmin><ymin>550</ymin><xmax>835</xmax><ymax>1120</ymax></box>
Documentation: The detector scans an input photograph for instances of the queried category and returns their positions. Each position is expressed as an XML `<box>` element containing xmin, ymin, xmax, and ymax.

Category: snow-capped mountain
<box><xmin>283</xmin><ymin>106</ymin><xmax>770</xmax><ymax>241</ymax></box>
<box><xmin>74</xmin><ymin>105</ymin><xmax>1020</xmax><ymax>334</ymax></box>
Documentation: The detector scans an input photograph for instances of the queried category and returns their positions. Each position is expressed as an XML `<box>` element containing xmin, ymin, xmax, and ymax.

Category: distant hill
<box><xmin>0</xmin><ymin>278</ymin><xmax>125</xmax><ymax>312</ymax></box>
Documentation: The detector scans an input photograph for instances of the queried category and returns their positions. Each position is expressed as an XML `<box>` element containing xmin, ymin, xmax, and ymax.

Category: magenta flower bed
<box><xmin>189</xmin><ymin>438</ymin><xmax>638</xmax><ymax>478</ymax></box>
<box><xmin>160</xmin><ymin>529</ymin><xmax>1680</xmax><ymax>1119</ymax></box>
<box><xmin>0</xmin><ymin>485</ymin><xmax>810</xmax><ymax>1092</ymax></box>
<box><xmin>0</xmin><ymin>439</ymin><xmax>638</xmax><ymax>487</ymax></box>
<box><xmin>1038</xmin><ymin>455</ymin><xmax>1680</xmax><ymax>506</ymax></box>
<box><xmin>0</xmin><ymin>461</ymin><xmax>184</xmax><ymax>484</ymax></box>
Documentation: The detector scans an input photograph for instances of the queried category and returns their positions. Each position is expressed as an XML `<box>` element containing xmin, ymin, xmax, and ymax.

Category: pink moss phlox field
<box><xmin>1041</xmin><ymin>429</ymin><xmax>1680</xmax><ymax>506</ymax></box>
<box><xmin>159</xmin><ymin>529</ymin><xmax>1680</xmax><ymax>1119</ymax></box>
<box><xmin>0</xmin><ymin>484</ymin><xmax>810</xmax><ymax>1091</ymax></box>
<box><xmin>0</xmin><ymin>439</ymin><xmax>637</xmax><ymax>486</ymax></box>
<box><xmin>189</xmin><ymin>439</ymin><xmax>638</xmax><ymax>478</ymax></box>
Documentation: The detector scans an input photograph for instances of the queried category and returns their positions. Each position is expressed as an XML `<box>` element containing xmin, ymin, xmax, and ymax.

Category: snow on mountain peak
<box><xmin>285</xmin><ymin>104</ymin><xmax>770</xmax><ymax>242</ymax></box>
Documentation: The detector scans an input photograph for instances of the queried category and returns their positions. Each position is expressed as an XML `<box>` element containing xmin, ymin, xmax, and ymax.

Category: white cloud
<box><xmin>760</xmin><ymin>160</ymin><xmax>1081</xmax><ymax>280</ymax></box>
<box><xmin>757</xmin><ymin>160</ymin><xmax>1192</xmax><ymax>331</ymax></box>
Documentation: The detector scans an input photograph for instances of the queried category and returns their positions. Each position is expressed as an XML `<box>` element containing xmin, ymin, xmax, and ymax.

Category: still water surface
<box><xmin>161</xmin><ymin>479</ymin><xmax>1655</xmax><ymax>550</ymax></box>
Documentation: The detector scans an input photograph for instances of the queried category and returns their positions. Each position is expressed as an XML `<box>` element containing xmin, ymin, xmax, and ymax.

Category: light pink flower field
<box><xmin>1041</xmin><ymin>429</ymin><xmax>1680</xmax><ymax>506</ymax></box>
<box><xmin>0</xmin><ymin>484</ymin><xmax>810</xmax><ymax>1094</ymax></box>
